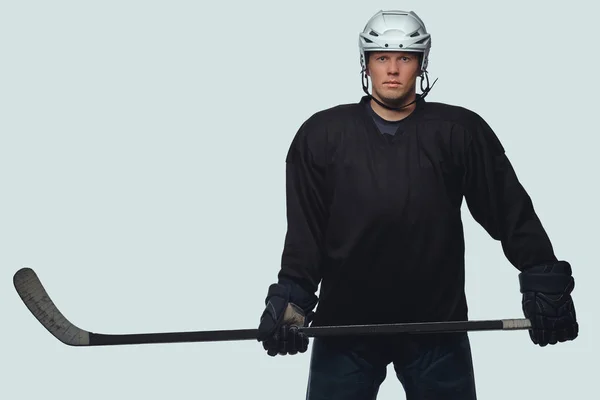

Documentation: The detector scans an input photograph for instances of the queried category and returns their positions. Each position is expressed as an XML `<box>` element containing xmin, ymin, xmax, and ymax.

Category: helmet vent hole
<box><xmin>364</xmin><ymin>38</ymin><xmax>373</xmax><ymax>43</ymax></box>
<box><xmin>369</xmin><ymin>30</ymin><xmax>379</xmax><ymax>37</ymax></box>
<box><xmin>410</xmin><ymin>32</ymin><xmax>420</xmax><ymax>37</ymax></box>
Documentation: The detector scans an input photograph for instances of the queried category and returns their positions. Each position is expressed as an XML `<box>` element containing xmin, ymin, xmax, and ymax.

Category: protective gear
<box><xmin>257</xmin><ymin>283</ymin><xmax>314</xmax><ymax>356</ymax></box>
<box><xmin>359</xmin><ymin>10</ymin><xmax>431</xmax><ymax>74</ymax></box>
<box><xmin>357</xmin><ymin>10</ymin><xmax>437</xmax><ymax>112</ymax></box>
<box><xmin>519</xmin><ymin>261</ymin><xmax>579</xmax><ymax>346</ymax></box>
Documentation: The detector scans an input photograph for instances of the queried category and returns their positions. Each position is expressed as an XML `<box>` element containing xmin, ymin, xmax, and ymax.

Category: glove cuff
<box><xmin>519</xmin><ymin>260</ymin><xmax>574</xmax><ymax>294</ymax></box>
<box><xmin>264</xmin><ymin>283</ymin><xmax>290</xmax><ymax>305</ymax></box>
<box><xmin>278</xmin><ymin>277</ymin><xmax>318</xmax><ymax>315</ymax></box>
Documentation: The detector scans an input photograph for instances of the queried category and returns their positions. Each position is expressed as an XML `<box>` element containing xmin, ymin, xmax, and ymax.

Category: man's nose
<box><xmin>387</xmin><ymin>63</ymin><xmax>400</xmax><ymax>74</ymax></box>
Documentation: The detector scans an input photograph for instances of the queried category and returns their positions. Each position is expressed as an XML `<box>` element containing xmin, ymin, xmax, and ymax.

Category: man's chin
<box><xmin>374</xmin><ymin>93</ymin><xmax>409</xmax><ymax>107</ymax></box>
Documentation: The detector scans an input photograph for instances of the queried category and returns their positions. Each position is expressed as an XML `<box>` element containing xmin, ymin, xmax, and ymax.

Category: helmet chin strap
<box><xmin>361</xmin><ymin>70</ymin><xmax>438</xmax><ymax>111</ymax></box>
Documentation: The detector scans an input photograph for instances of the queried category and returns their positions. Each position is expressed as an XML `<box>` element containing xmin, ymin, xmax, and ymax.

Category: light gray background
<box><xmin>2</xmin><ymin>1</ymin><xmax>598</xmax><ymax>399</ymax></box>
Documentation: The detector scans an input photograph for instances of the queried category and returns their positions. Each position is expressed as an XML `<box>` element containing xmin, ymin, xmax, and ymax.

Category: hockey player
<box><xmin>257</xmin><ymin>9</ymin><xmax>578</xmax><ymax>400</ymax></box>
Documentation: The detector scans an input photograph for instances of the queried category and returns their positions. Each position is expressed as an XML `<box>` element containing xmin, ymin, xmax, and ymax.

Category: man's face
<box><xmin>366</xmin><ymin>51</ymin><xmax>421</xmax><ymax>106</ymax></box>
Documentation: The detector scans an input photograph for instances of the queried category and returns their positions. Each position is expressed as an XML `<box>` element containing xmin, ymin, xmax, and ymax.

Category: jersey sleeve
<box><xmin>462</xmin><ymin>113</ymin><xmax>558</xmax><ymax>271</ymax></box>
<box><xmin>277</xmin><ymin>116</ymin><xmax>328</xmax><ymax>309</ymax></box>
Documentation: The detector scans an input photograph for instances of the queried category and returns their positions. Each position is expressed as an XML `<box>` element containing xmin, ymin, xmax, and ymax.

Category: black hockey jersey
<box><xmin>278</xmin><ymin>95</ymin><xmax>557</xmax><ymax>327</ymax></box>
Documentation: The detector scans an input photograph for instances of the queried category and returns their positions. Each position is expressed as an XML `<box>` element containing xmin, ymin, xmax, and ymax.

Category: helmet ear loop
<box><xmin>417</xmin><ymin>70</ymin><xmax>438</xmax><ymax>101</ymax></box>
<box><xmin>361</xmin><ymin>68</ymin><xmax>370</xmax><ymax>95</ymax></box>
<box><xmin>420</xmin><ymin>71</ymin><xmax>430</xmax><ymax>93</ymax></box>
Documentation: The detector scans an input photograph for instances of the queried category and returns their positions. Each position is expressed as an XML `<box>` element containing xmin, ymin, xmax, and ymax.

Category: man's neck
<box><xmin>369</xmin><ymin>94</ymin><xmax>417</xmax><ymax>122</ymax></box>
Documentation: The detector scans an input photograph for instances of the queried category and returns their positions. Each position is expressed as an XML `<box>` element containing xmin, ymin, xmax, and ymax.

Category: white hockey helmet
<box><xmin>359</xmin><ymin>10</ymin><xmax>431</xmax><ymax>74</ymax></box>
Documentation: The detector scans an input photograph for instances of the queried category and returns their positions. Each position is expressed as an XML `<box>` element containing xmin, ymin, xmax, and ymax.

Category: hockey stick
<box><xmin>14</xmin><ymin>267</ymin><xmax>532</xmax><ymax>347</ymax></box>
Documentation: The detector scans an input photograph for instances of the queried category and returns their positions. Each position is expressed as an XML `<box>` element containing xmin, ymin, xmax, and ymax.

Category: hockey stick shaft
<box><xmin>14</xmin><ymin>267</ymin><xmax>531</xmax><ymax>347</ymax></box>
<box><xmin>87</xmin><ymin>318</ymin><xmax>531</xmax><ymax>346</ymax></box>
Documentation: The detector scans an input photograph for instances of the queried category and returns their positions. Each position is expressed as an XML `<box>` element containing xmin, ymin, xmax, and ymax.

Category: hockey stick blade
<box><xmin>14</xmin><ymin>267</ymin><xmax>91</xmax><ymax>346</ymax></box>
<box><xmin>14</xmin><ymin>267</ymin><xmax>532</xmax><ymax>347</ymax></box>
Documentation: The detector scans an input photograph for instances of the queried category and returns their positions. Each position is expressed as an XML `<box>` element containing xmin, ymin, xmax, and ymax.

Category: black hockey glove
<box><xmin>257</xmin><ymin>282</ymin><xmax>314</xmax><ymax>356</ymax></box>
<box><xmin>519</xmin><ymin>260</ymin><xmax>578</xmax><ymax>346</ymax></box>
